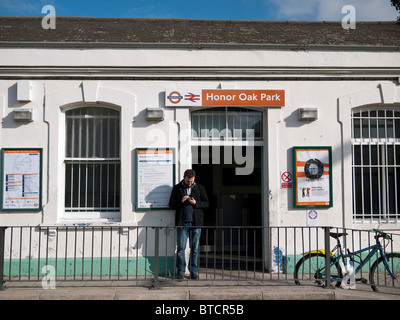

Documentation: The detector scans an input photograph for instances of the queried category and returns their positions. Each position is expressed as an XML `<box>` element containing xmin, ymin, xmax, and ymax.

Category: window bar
<box><xmin>385</xmin><ymin>111</ymin><xmax>389</xmax><ymax>222</ymax></box>
<box><xmin>78</xmin><ymin>111</ymin><xmax>82</xmax><ymax>159</ymax></box>
<box><xmin>113</xmin><ymin>163</ymin><xmax>117</xmax><ymax>212</ymax></box>
<box><xmin>393</xmin><ymin>114</ymin><xmax>399</xmax><ymax>223</ymax></box>
<box><xmin>92</xmin><ymin>163</ymin><xmax>95</xmax><ymax>211</ymax></box>
<box><xmin>380</xmin><ymin>144</ymin><xmax>386</xmax><ymax>223</ymax></box>
<box><xmin>100</xmin><ymin>115</ymin><xmax>104</xmax><ymax>162</ymax></box>
<box><xmin>107</xmin><ymin>117</ymin><xmax>111</xmax><ymax>158</ymax></box>
<box><xmin>377</xmin><ymin>116</ymin><xmax>382</xmax><ymax>222</ymax></box>
<box><xmin>77</xmin><ymin>163</ymin><xmax>81</xmax><ymax>212</ymax></box>
<box><xmin>106</xmin><ymin>163</ymin><xmax>110</xmax><ymax>210</ymax></box>
<box><xmin>99</xmin><ymin>164</ymin><xmax>103</xmax><ymax>211</ymax></box>
<box><xmin>85</xmin><ymin>163</ymin><xmax>88</xmax><ymax>211</ymax></box>
<box><xmin>71</xmin><ymin>116</ymin><xmax>75</xmax><ymax>158</ymax></box>
<box><xmin>351</xmin><ymin>116</ymin><xmax>357</xmax><ymax>220</ymax></box>
<box><xmin>69</xmin><ymin>164</ymin><xmax>74</xmax><ymax>211</ymax></box>
<box><xmin>368</xmin><ymin>112</ymin><xmax>374</xmax><ymax>223</ymax></box>
<box><xmin>86</xmin><ymin>114</ymin><xmax>89</xmax><ymax>158</ymax></box>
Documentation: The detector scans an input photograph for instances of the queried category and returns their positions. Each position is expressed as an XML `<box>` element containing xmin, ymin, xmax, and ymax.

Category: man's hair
<box><xmin>184</xmin><ymin>169</ymin><xmax>196</xmax><ymax>178</ymax></box>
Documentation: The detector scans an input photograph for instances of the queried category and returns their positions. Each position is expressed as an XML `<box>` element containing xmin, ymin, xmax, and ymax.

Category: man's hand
<box><xmin>182</xmin><ymin>195</ymin><xmax>196</xmax><ymax>205</ymax></box>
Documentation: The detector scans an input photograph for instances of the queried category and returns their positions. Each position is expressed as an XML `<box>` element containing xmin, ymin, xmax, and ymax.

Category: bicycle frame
<box><xmin>331</xmin><ymin>239</ymin><xmax>396</xmax><ymax>281</ymax></box>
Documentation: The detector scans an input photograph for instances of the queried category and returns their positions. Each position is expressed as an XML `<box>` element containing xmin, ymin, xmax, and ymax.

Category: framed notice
<box><xmin>136</xmin><ymin>148</ymin><xmax>175</xmax><ymax>210</ymax></box>
<box><xmin>1</xmin><ymin>148</ymin><xmax>43</xmax><ymax>211</ymax></box>
<box><xmin>293</xmin><ymin>147</ymin><xmax>332</xmax><ymax>208</ymax></box>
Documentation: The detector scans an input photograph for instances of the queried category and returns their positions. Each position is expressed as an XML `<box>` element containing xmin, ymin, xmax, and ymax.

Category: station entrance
<box><xmin>192</xmin><ymin>146</ymin><xmax>263</xmax><ymax>271</ymax></box>
<box><xmin>190</xmin><ymin>106</ymin><xmax>265</xmax><ymax>271</ymax></box>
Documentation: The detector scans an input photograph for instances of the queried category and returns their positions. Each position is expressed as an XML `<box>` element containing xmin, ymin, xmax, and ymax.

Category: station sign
<box><xmin>165</xmin><ymin>89</ymin><xmax>285</xmax><ymax>107</ymax></box>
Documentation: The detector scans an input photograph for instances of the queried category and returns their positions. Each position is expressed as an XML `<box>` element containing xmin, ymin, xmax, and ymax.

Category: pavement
<box><xmin>0</xmin><ymin>279</ymin><xmax>399</xmax><ymax>300</ymax></box>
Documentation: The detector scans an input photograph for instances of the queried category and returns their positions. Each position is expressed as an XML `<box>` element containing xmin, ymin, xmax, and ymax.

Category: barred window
<box><xmin>191</xmin><ymin>107</ymin><xmax>262</xmax><ymax>140</ymax></box>
<box><xmin>352</xmin><ymin>109</ymin><xmax>400</xmax><ymax>223</ymax></box>
<box><xmin>65</xmin><ymin>107</ymin><xmax>120</xmax><ymax>213</ymax></box>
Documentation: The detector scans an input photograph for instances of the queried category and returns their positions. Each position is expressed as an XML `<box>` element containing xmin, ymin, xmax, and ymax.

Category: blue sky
<box><xmin>0</xmin><ymin>0</ymin><xmax>398</xmax><ymax>21</ymax></box>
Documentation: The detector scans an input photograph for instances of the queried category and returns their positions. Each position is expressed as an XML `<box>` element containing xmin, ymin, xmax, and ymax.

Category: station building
<box><xmin>0</xmin><ymin>17</ymin><xmax>399</xmax><ymax>275</ymax></box>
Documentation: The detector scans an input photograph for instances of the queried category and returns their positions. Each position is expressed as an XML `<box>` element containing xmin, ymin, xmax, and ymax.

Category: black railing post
<box><xmin>0</xmin><ymin>227</ymin><xmax>6</xmax><ymax>290</ymax></box>
<box><xmin>151</xmin><ymin>227</ymin><xmax>161</xmax><ymax>290</ymax></box>
<box><xmin>323</xmin><ymin>226</ymin><xmax>333</xmax><ymax>289</ymax></box>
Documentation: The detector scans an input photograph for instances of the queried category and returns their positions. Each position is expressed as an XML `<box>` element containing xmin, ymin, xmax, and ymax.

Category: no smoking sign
<box><xmin>281</xmin><ymin>171</ymin><xmax>292</xmax><ymax>189</ymax></box>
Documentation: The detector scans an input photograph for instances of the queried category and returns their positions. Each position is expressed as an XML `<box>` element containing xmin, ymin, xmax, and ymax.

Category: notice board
<box><xmin>135</xmin><ymin>148</ymin><xmax>175</xmax><ymax>210</ymax></box>
<box><xmin>293</xmin><ymin>146</ymin><xmax>332</xmax><ymax>208</ymax></box>
<box><xmin>1</xmin><ymin>148</ymin><xmax>43</xmax><ymax>211</ymax></box>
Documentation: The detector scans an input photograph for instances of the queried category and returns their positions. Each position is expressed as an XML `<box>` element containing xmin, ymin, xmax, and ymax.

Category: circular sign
<box><xmin>308</xmin><ymin>210</ymin><xmax>318</xmax><ymax>220</ymax></box>
<box><xmin>281</xmin><ymin>171</ymin><xmax>292</xmax><ymax>182</ymax></box>
<box><xmin>304</xmin><ymin>159</ymin><xmax>324</xmax><ymax>179</ymax></box>
<box><xmin>167</xmin><ymin>91</ymin><xmax>183</xmax><ymax>104</ymax></box>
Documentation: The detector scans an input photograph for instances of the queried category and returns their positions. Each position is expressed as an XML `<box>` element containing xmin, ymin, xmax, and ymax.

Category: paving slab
<box><xmin>0</xmin><ymin>281</ymin><xmax>399</xmax><ymax>300</ymax></box>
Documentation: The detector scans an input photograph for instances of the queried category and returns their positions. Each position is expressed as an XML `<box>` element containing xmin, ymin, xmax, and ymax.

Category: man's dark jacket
<box><xmin>169</xmin><ymin>181</ymin><xmax>209</xmax><ymax>226</ymax></box>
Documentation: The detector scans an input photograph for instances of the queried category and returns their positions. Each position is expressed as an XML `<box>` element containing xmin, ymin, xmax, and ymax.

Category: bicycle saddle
<box><xmin>329</xmin><ymin>232</ymin><xmax>347</xmax><ymax>239</ymax></box>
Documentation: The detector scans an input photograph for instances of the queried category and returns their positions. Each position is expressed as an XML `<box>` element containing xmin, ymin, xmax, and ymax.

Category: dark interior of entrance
<box><xmin>192</xmin><ymin>146</ymin><xmax>263</xmax><ymax>270</ymax></box>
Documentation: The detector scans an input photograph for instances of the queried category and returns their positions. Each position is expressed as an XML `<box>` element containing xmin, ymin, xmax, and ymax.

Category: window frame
<box><xmin>351</xmin><ymin>108</ymin><xmax>400</xmax><ymax>224</ymax></box>
<box><xmin>62</xmin><ymin>105</ymin><xmax>121</xmax><ymax>221</ymax></box>
<box><xmin>191</xmin><ymin>107</ymin><xmax>263</xmax><ymax>144</ymax></box>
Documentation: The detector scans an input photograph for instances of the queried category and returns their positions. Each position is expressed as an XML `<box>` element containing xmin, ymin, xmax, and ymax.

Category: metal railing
<box><xmin>0</xmin><ymin>225</ymin><xmax>399</xmax><ymax>294</ymax></box>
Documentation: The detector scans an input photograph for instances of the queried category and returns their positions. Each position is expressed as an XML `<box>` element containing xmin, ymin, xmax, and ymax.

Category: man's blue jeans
<box><xmin>176</xmin><ymin>223</ymin><xmax>201</xmax><ymax>275</ymax></box>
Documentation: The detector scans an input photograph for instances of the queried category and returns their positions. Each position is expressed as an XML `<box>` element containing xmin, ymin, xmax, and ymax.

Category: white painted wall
<box><xmin>0</xmin><ymin>46</ymin><xmax>399</xmax><ymax>273</ymax></box>
<box><xmin>0</xmin><ymin>48</ymin><xmax>400</xmax><ymax>227</ymax></box>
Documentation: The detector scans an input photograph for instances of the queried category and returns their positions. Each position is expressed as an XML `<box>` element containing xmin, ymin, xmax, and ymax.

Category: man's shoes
<box><xmin>176</xmin><ymin>274</ymin><xmax>184</xmax><ymax>280</ymax></box>
<box><xmin>190</xmin><ymin>273</ymin><xmax>199</xmax><ymax>280</ymax></box>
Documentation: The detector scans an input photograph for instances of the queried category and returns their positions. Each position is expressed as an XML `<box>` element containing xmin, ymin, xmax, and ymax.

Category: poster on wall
<box><xmin>136</xmin><ymin>148</ymin><xmax>175</xmax><ymax>210</ymax></box>
<box><xmin>293</xmin><ymin>147</ymin><xmax>332</xmax><ymax>208</ymax></box>
<box><xmin>1</xmin><ymin>149</ymin><xmax>42</xmax><ymax>211</ymax></box>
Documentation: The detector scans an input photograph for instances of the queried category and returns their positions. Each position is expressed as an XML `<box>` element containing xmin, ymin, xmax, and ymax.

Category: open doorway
<box><xmin>192</xmin><ymin>146</ymin><xmax>263</xmax><ymax>270</ymax></box>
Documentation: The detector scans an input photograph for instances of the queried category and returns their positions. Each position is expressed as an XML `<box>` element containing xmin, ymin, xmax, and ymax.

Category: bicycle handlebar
<box><xmin>373</xmin><ymin>228</ymin><xmax>392</xmax><ymax>240</ymax></box>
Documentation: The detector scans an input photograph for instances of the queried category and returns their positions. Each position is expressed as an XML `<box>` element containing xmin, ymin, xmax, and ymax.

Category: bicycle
<box><xmin>294</xmin><ymin>228</ymin><xmax>400</xmax><ymax>294</ymax></box>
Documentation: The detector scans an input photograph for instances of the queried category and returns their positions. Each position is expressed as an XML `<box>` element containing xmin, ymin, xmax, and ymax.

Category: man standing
<box><xmin>169</xmin><ymin>169</ymin><xmax>209</xmax><ymax>279</ymax></box>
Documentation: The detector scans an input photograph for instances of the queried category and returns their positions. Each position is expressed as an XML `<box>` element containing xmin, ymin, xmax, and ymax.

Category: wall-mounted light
<box><xmin>146</xmin><ymin>108</ymin><xmax>164</xmax><ymax>121</ymax></box>
<box><xmin>298</xmin><ymin>108</ymin><xmax>318</xmax><ymax>121</ymax></box>
<box><xmin>17</xmin><ymin>80</ymin><xmax>32</xmax><ymax>101</ymax></box>
<box><xmin>13</xmin><ymin>108</ymin><xmax>34</xmax><ymax>122</ymax></box>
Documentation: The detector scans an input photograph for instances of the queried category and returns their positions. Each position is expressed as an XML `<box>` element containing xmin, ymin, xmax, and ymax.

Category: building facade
<box><xmin>0</xmin><ymin>17</ymin><xmax>399</xmax><ymax>276</ymax></box>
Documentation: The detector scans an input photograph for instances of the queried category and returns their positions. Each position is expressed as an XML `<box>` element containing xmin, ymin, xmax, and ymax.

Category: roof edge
<box><xmin>0</xmin><ymin>41</ymin><xmax>399</xmax><ymax>52</ymax></box>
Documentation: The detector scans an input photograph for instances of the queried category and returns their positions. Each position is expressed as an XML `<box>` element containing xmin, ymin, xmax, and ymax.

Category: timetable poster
<box><xmin>1</xmin><ymin>149</ymin><xmax>42</xmax><ymax>211</ymax></box>
<box><xmin>136</xmin><ymin>148</ymin><xmax>175</xmax><ymax>210</ymax></box>
<box><xmin>293</xmin><ymin>147</ymin><xmax>332</xmax><ymax>208</ymax></box>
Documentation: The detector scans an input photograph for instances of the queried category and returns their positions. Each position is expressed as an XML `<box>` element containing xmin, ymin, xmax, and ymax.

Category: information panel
<box><xmin>136</xmin><ymin>148</ymin><xmax>175</xmax><ymax>210</ymax></box>
<box><xmin>293</xmin><ymin>146</ymin><xmax>332</xmax><ymax>208</ymax></box>
<box><xmin>1</xmin><ymin>149</ymin><xmax>42</xmax><ymax>211</ymax></box>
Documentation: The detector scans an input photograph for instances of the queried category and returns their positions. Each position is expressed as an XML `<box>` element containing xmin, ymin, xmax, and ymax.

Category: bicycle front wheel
<box><xmin>294</xmin><ymin>252</ymin><xmax>342</xmax><ymax>287</ymax></box>
<box><xmin>370</xmin><ymin>253</ymin><xmax>400</xmax><ymax>294</ymax></box>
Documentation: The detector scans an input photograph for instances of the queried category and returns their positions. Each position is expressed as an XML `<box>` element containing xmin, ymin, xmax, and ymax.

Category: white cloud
<box><xmin>0</xmin><ymin>0</ymin><xmax>56</xmax><ymax>15</ymax></box>
<box><xmin>270</xmin><ymin>0</ymin><xmax>398</xmax><ymax>21</ymax></box>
